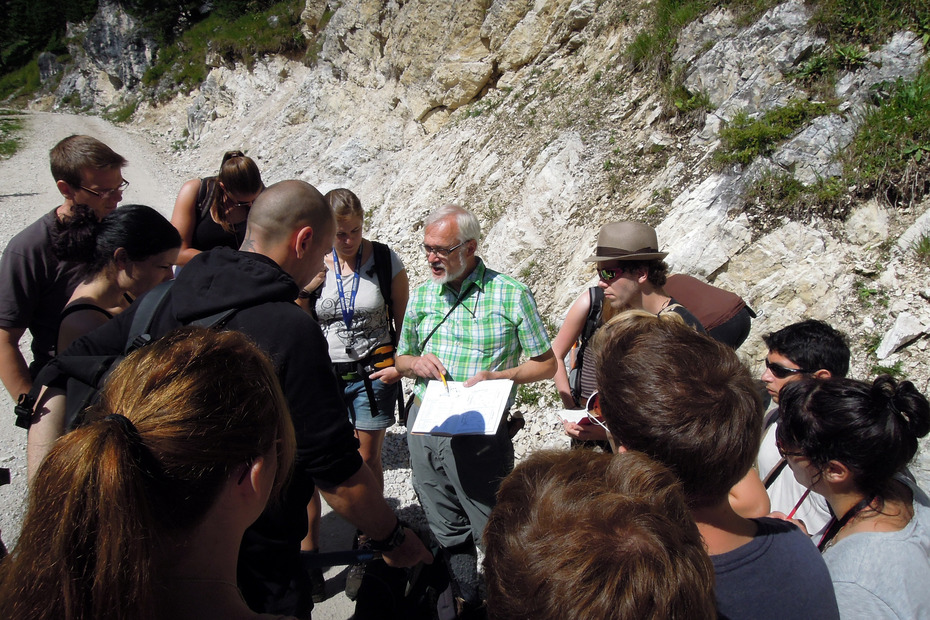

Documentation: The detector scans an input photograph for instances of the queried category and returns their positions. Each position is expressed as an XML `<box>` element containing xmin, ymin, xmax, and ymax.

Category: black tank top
<box><xmin>191</xmin><ymin>177</ymin><xmax>247</xmax><ymax>252</ymax></box>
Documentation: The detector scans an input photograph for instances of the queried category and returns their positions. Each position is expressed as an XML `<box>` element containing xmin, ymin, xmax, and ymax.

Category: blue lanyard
<box><xmin>333</xmin><ymin>246</ymin><xmax>362</xmax><ymax>330</ymax></box>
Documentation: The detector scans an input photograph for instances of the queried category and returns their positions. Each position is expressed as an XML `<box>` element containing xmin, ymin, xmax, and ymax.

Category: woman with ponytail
<box><xmin>52</xmin><ymin>204</ymin><xmax>181</xmax><ymax>351</ymax></box>
<box><xmin>171</xmin><ymin>150</ymin><xmax>264</xmax><ymax>267</ymax></box>
<box><xmin>0</xmin><ymin>328</ymin><xmax>297</xmax><ymax>620</ymax></box>
<box><xmin>777</xmin><ymin>375</ymin><xmax>930</xmax><ymax>619</ymax></box>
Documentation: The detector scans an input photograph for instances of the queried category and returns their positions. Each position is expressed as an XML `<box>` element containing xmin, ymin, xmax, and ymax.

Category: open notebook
<box><xmin>410</xmin><ymin>379</ymin><xmax>514</xmax><ymax>436</ymax></box>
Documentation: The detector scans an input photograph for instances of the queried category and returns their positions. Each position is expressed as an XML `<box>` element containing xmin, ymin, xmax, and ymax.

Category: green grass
<box><xmin>871</xmin><ymin>360</ymin><xmax>905</xmax><ymax>378</ymax></box>
<box><xmin>811</xmin><ymin>0</ymin><xmax>930</xmax><ymax>46</ymax></box>
<box><xmin>0</xmin><ymin>59</ymin><xmax>41</xmax><ymax>101</ymax></box>
<box><xmin>104</xmin><ymin>101</ymin><xmax>138</xmax><ymax>123</ymax></box>
<box><xmin>0</xmin><ymin>111</ymin><xmax>26</xmax><ymax>158</ymax></box>
<box><xmin>745</xmin><ymin>171</ymin><xmax>850</xmax><ymax>224</ymax></box>
<box><xmin>142</xmin><ymin>0</ymin><xmax>307</xmax><ymax>96</ymax></box>
<box><xmin>843</xmin><ymin>63</ymin><xmax>930</xmax><ymax>207</ymax></box>
<box><xmin>715</xmin><ymin>99</ymin><xmax>836</xmax><ymax>166</ymax></box>
<box><xmin>912</xmin><ymin>233</ymin><xmax>930</xmax><ymax>265</ymax></box>
<box><xmin>626</xmin><ymin>0</ymin><xmax>711</xmax><ymax>77</ymax></box>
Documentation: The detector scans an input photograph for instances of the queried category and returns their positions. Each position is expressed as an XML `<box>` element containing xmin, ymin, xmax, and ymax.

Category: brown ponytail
<box><xmin>0</xmin><ymin>328</ymin><xmax>295</xmax><ymax>619</ymax></box>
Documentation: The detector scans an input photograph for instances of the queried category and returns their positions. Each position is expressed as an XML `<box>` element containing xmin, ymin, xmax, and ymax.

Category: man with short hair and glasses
<box><xmin>0</xmin><ymin>135</ymin><xmax>126</xmax><ymax>401</ymax></box>
<box><xmin>396</xmin><ymin>203</ymin><xmax>556</xmax><ymax>616</ymax></box>
<box><xmin>758</xmin><ymin>319</ymin><xmax>851</xmax><ymax>540</ymax></box>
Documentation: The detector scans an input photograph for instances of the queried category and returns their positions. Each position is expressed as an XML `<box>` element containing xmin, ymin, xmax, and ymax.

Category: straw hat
<box><xmin>583</xmin><ymin>221</ymin><xmax>668</xmax><ymax>262</ymax></box>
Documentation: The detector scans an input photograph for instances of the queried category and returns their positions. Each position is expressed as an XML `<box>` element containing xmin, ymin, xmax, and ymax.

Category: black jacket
<box><xmin>63</xmin><ymin>248</ymin><xmax>362</xmax><ymax>569</ymax></box>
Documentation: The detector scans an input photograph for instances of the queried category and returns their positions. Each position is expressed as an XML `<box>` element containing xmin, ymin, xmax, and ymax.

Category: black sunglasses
<box><xmin>764</xmin><ymin>359</ymin><xmax>808</xmax><ymax>379</ymax></box>
<box><xmin>598</xmin><ymin>267</ymin><xmax>627</xmax><ymax>281</ymax></box>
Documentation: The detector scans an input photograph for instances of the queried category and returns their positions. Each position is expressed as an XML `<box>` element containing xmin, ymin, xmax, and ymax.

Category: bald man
<box><xmin>30</xmin><ymin>181</ymin><xmax>431</xmax><ymax>617</ymax></box>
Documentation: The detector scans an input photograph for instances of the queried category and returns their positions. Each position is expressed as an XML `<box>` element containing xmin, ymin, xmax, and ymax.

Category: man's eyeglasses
<box><xmin>597</xmin><ymin>267</ymin><xmax>626</xmax><ymax>281</ymax></box>
<box><xmin>422</xmin><ymin>241</ymin><xmax>466</xmax><ymax>258</ymax></box>
<box><xmin>764</xmin><ymin>359</ymin><xmax>808</xmax><ymax>379</ymax></box>
<box><xmin>80</xmin><ymin>180</ymin><xmax>129</xmax><ymax>198</ymax></box>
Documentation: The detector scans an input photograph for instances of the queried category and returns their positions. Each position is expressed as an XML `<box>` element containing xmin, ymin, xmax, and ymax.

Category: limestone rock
<box><xmin>876</xmin><ymin>313</ymin><xmax>927</xmax><ymax>359</ymax></box>
<box><xmin>55</xmin><ymin>0</ymin><xmax>156</xmax><ymax>109</ymax></box>
<box><xmin>674</xmin><ymin>7</ymin><xmax>739</xmax><ymax>65</ymax></box>
<box><xmin>895</xmin><ymin>198</ymin><xmax>930</xmax><ymax>255</ymax></box>
<box><xmin>684</xmin><ymin>0</ymin><xmax>820</xmax><ymax>124</ymax></box>
<box><xmin>658</xmin><ymin>172</ymin><xmax>753</xmax><ymax>278</ymax></box>
<box><xmin>835</xmin><ymin>31</ymin><xmax>928</xmax><ymax>104</ymax></box>
<box><xmin>845</xmin><ymin>200</ymin><xmax>889</xmax><ymax>246</ymax></box>
<box><xmin>771</xmin><ymin>114</ymin><xmax>856</xmax><ymax>185</ymax></box>
<box><xmin>37</xmin><ymin>53</ymin><xmax>63</xmax><ymax>84</ymax></box>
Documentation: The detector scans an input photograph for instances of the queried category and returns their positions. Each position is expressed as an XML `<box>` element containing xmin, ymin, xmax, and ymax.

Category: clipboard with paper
<box><xmin>410</xmin><ymin>379</ymin><xmax>514</xmax><ymax>436</ymax></box>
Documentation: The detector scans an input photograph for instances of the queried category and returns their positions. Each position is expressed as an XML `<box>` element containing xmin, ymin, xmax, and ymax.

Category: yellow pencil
<box><xmin>440</xmin><ymin>373</ymin><xmax>449</xmax><ymax>393</ymax></box>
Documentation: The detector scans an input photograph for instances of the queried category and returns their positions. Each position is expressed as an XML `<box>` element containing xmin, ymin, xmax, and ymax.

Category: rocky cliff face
<box><xmin>42</xmin><ymin>0</ymin><xmax>156</xmax><ymax>109</ymax></box>
<box><xmin>39</xmin><ymin>1</ymin><xmax>930</xmax><ymax>469</ymax></box>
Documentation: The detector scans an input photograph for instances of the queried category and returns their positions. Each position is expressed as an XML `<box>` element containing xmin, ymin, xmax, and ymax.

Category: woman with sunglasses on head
<box><xmin>0</xmin><ymin>328</ymin><xmax>297</xmax><ymax>620</ymax></box>
<box><xmin>171</xmin><ymin>150</ymin><xmax>264</xmax><ymax>267</ymax></box>
<box><xmin>777</xmin><ymin>375</ymin><xmax>930</xmax><ymax>619</ymax></box>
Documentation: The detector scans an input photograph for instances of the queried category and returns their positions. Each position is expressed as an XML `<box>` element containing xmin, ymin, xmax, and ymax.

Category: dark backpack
<box><xmin>567</xmin><ymin>287</ymin><xmax>604</xmax><ymax>406</ymax></box>
<box><xmin>371</xmin><ymin>241</ymin><xmax>407</xmax><ymax>421</ymax></box>
<box><xmin>15</xmin><ymin>280</ymin><xmax>237</xmax><ymax>431</ymax></box>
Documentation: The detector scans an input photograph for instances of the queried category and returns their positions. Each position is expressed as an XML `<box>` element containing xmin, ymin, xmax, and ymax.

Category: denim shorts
<box><xmin>343</xmin><ymin>377</ymin><xmax>398</xmax><ymax>431</ymax></box>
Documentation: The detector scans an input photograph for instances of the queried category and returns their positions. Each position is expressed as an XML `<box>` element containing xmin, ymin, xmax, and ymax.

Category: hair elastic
<box><xmin>104</xmin><ymin>413</ymin><xmax>141</xmax><ymax>440</ymax></box>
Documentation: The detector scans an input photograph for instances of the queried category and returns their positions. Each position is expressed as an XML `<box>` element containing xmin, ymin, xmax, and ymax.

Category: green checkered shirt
<box><xmin>399</xmin><ymin>259</ymin><xmax>551</xmax><ymax>398</ymax></box>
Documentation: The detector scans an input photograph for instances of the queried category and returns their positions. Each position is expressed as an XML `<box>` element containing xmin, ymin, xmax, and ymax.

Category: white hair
<box><xmin>424</xmin><ymin>203</ymin><xmax>481</xmax><ymax>243</ymax></box>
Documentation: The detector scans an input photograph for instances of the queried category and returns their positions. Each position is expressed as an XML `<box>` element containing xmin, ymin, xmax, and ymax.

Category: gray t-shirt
<box><xmin>315</xmin><ymin>245</ymin><xmax>403</xmax><ymax>363</ymax></box>
<box><xmin>824</xmin><ymin>475</ymin><xmax>930</xmax><ymax>619</ymax></box>
<box><xmin>0</xmin><ymin>209</ymin><xmax>82</xmax><ymax>374</ymax></box>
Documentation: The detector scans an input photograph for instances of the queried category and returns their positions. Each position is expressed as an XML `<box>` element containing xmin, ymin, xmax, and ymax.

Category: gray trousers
<box><xmin>407</xmin><ymin>401</ymin><xmax>514</xmax><ymax>549</ymax></box>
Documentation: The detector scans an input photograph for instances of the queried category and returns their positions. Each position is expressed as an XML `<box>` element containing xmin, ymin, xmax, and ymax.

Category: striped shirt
<box><xmin>399</xmin><ymin>259</ymin><xmax>551</xmax><ymax>398</ymax></box>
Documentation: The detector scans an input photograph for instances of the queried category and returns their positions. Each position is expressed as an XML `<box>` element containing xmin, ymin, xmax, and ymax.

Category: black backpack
<box><xmin>371</xmin><ymin>241</ymin><xmax>407</xmax><ymax>421</ymax></box>
<box><xmin>567</xmin><ymin>287</ymin><xmax>604</xmax><ymax>406</ymax></box>
<box><xmin>15</xmin><ymin>280</ymin><xmax>237</xmax><ymax>431</ymax></box>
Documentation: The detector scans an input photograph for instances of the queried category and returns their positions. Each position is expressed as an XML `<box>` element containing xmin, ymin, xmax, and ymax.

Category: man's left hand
<box><xmin>464</xmin><ymin>370</ymin><xmax>499</xmax><ymax>387</ymax></box>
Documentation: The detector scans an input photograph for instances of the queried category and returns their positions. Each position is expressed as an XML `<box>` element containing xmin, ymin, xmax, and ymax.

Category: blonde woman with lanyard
<box><xmin>298</xmin><ymin>188</ymin><xmax>409</xmax><ymax>600</ymax></box>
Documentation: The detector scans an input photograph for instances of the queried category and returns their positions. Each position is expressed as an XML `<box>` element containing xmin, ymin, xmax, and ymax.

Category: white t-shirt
<box><xmin>758</xmin><ymin>410</ymin><xmax>832</xmax><ymax>540</ymax></box>
<box><xmin>315</xmin><ymin>245</ymin><xmax>404</xmax><ymax>363</ymax></box>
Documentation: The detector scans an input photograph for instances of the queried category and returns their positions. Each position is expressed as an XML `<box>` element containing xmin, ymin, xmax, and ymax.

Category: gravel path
<box><xmin>0</xmin><ymin>112</ymin><xmax>189</xmax><ymax>546</ymax></box>
<box><xmin>0</xmin><ymin>112</ymin><xmax>569</xmax><ymax>618</ymax></box>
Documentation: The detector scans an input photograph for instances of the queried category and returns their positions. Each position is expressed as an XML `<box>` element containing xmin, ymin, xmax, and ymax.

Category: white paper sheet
<box><xmin>410</xmin><ymin>379</ymin><xmax>514</xmax><ymax>436</ymax></box>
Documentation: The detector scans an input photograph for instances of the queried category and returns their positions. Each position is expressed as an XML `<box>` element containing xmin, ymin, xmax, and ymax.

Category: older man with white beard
<box><xmin>396</xmin><ymin>204</ymin><xmax>555</xmax><ymax>617</ymax></box>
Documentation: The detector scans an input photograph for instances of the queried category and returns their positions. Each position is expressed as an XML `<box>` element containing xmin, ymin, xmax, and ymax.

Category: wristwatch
<box><xmin>368</xmin><ymin>518</ymin><xmax>407</xmax><ymax>552</ymax></box>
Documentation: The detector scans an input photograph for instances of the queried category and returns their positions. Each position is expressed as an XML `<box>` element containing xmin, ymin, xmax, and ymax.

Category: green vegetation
<box><xmin>745</xmin><ymin>171</ymin><xmax>849</xmax><ymax>222</ymax></box>
<box><xmin>912</xmin><ymin>233</ymin><xmax>930</xmax><ymax>265</ymax></box>
<box><xmin>626</xmin><ymin>0</ymin><xmax>711</xmax><ymax>77</ymax></box>
<box><xmin>715</xmin><ymin>99</ymin><xmax>836</xmax><ymax>166</ymax></box>
<box><xmin>854</xmin><ymin>279</ymin><xmax>889</xmax><ymax>308</ymax></box>
<box><xmin>871</xmin><ymin>359</ymin><xmax>905</xmax><ymax>378</ymax></box>
<box><xmin>791</xmin><ymin>43</ymin><xmax>870</xmax><ymax>92</ymax></box>
<box><xmin>0</xmin><ymin>110</ymin><xmax>25</xmax><ymax>158</ymax></box>
<box><xmin>0</xmin><ymin>59</ymin><xmax>41</xmax><ymax>101</ymax></box>
<box><xmin>843</xmin><ymin>64</ymin><xmax>930</xmax><ymax>207</ymax></box>
<box><xmin>104</xmin><ymin>100</ymin><xmax>138</xmax><ymax>123</ymax></box>
<box><xmin>810</xmin><ymin>0</ymin><xmax>930</xmax><ymax>46</ymax></box>
<box><xmin>142</xmin><ymin>0</ymin><xmax>307</xmax><ymax>96</ymax></box>
<box><xmin>1</xmin><ymin>1</ymin><xmax>95</xmax><ymax>72</ymax></box>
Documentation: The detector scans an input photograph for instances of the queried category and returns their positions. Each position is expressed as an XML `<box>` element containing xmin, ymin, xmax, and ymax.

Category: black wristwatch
<box><xmin>368</xmin><ymin>518</ymin><xmax>407</xmax><ymax>552</ymax></box>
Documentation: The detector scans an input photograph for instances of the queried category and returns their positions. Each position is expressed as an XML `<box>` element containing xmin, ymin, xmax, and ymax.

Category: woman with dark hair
<box><xmin>777</xmin><ymin>375</ymin><xmax>930</xmax><ymax>618</ymax></box>
<box><xmin>0</xmin><ymin>328</ymin><xmax>297</xmax><ymax>620</ymax></box>
<box><xmin>171</xmin><ymin>150</ymin><xmax>264</xmax><ymax>266</ymax></box>
<box><xmin>52</xmin><ymin>204</ymin><xmax>181</xmax><ymax>351</ymax></box>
